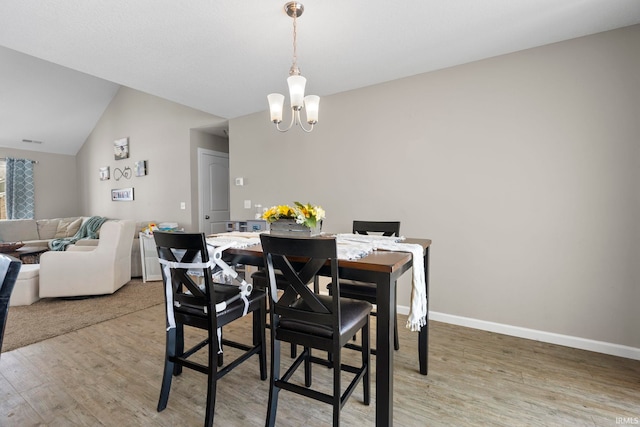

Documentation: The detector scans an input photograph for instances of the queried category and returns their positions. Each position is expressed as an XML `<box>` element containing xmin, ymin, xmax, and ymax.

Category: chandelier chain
<box><xmin>291</xmin><ymin>9</ymin><xmax>299</xmax><ymax>75</ymax></box>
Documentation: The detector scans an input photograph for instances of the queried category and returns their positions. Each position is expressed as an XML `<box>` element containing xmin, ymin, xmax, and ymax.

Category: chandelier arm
<box><xmin>297</xmin><ymin>108</ymin><xmax>314</xmax><ymax>132</ymax></box>
<box><xmin>298</xmin><ymin>119</ymin><xmax>314</xmax><ymax>133</ymax></box>
<box><xmin>275</xmin><ymin>109</ymin><xmax>296</xmax><ymax>132</ymax></box>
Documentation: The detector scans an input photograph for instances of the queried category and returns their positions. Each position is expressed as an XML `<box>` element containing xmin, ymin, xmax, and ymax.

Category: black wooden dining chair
<box><xmin>154</xmin><ymin>232</ymin><xmax>267</xmax><ymax>427</ymax></box>
<box><xmin>260</xmin><ymin>234</ymin><xmax>372</xmax><ymax>427</ymax></box>
<box><xmin>0</xmin><ymin>254</ymin><xmax>21</xmax><ymax>358</ymax></box>
<box><xmin>327</xmin><ymin>220</ymin><xmax>402</xmax><ymax>352</ymax></box>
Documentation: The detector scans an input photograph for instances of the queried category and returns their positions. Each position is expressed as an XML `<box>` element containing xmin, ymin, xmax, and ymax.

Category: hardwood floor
<box><xmin>1</xmin><ymin>304</ymin><xmax>639</xmax><ymax>426</ymax></box>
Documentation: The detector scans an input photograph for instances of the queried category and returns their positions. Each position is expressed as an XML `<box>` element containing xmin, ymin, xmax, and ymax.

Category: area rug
<box><xmin>2</xmin><ymin>278</ymin><xmax>164</xmax><ymax>353</ymax></box>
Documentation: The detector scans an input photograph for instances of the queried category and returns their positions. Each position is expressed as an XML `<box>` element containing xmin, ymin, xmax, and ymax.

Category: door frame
<box><xmin>197</xmin><ymin>148</ymin><xmax>230</xmax><ymax>233</ymax></box>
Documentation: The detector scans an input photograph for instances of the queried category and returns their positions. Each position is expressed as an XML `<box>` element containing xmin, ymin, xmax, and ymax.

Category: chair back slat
<box><xmin>156</xmin><ymin>244</ymin><xmax>209</xmax><ymax>301</ymax></box>
<box><xmin>158</xmin><ymin>246</ymin><xmax>207</xmax><ymax>302</ymax></box>
<box><xmin>154</xmin><ymin>232</ymin><xmax>218</xmax><ymax>325</ymax></box>
<box><xmin>353</xmin><ymin>220</ymin><xmax>401</xmax><ymax>237</ymax></box>
<box><xmin>273</xmin><ymin>255</ymin><xmax>328</xmax><ymax>314</ymax></box>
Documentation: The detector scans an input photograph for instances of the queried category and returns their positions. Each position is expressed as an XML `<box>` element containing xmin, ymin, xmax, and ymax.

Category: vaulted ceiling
<box><xmin>1</xmin><ymin>1</ymin><xmax>639</xmax><ymax>155</ymax></box>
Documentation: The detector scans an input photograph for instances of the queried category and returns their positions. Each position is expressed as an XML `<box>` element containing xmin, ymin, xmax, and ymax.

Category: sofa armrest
<box><xmin>74</xmin><ymin>239</ymin><xmax>99</xmax><ymax>247</ymax></box>
<box><xmin>67</xmin><ymin>245</ymin><xmax>96</xmax><ymax>252</ymax></box>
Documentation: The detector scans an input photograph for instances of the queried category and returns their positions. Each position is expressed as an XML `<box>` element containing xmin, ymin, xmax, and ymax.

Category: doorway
<box><xmin>198</xmin><ymin>149</ymin><xmax>230</xmax><ymax>234</ymax></box>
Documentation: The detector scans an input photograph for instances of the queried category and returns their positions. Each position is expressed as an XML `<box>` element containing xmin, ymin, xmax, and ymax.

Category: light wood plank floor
<box><xmin>1</xmin><ymin>304</ymin><xmax>639</xmax><ymax>426</ymax></box>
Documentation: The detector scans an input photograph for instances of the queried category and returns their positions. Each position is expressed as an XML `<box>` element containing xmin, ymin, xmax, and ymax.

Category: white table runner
<box><xmin>335</xmin><ymin>234</ymin><xmax>427</xmax><ymax>331</ymax></box>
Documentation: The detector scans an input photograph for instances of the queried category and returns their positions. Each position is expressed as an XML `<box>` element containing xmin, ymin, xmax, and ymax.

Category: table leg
<box><xmin>376</xmin><ymin>276</ymin><xmax>394</xmax><ymax>426</ymax></box>
<box><xmin>419</xmin><ymin>246</ymin><xmax>430</xmax><ymax>375</ymax></box>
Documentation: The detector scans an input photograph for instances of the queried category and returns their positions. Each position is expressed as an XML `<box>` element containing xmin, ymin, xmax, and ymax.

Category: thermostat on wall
<box><xmin>235</xmin><ymin>177</ymin><xmax>244</xmax><ymax>186</ymax></box>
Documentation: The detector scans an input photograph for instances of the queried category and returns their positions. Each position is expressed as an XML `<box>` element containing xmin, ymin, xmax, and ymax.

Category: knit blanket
<box><xmin>49</xmin><ymin>216</ymin><xmax>109</xmax><ymax>251</ymax></box>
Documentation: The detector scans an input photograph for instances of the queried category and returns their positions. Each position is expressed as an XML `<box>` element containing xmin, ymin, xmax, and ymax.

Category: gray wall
<box><xmin>76</xmin><ymin>87</ymin><xmax>227</xmax><ymax>232</ymax></box>
<box><xmin>228</xmin><ymin>25</ymin><xmax>640</xmax><ymax>349</ymax></box>
<box><xmin>0</xmin><ymin>147</ymin><xmax>78</xmax><ymax>219</ymax></box>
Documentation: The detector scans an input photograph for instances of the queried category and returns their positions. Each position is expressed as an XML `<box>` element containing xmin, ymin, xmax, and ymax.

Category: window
<box><xmin>2</xmin><ymin>158</ymin><xmax>35</xmax><ymax>220</ymax></box>
<box><xmin>0</xmin><ymin>160</ymin><xmax>6</xmax><ymax>219</ymax></box>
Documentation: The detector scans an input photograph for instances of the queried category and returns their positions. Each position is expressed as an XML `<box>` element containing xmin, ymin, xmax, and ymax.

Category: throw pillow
<box><xmin>65</xmin><ymin>217</ymin><xmax>83</xmax><ymax>237</ymax></box>
<box><xmin>55</xmin><ymin>217</ymin><xmax>82</xmax><ymax>238</ymax></box>
<box><xmin>37</xmin><ymin>219</ymin><xmax>61</xmax><ymax>240</ymax></box>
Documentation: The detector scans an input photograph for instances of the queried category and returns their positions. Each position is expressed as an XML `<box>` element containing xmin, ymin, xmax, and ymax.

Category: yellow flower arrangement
<box><xmin>262</xmin><ymin>202</ymin><xmax>326</xmax><ymax>228</ymax></box>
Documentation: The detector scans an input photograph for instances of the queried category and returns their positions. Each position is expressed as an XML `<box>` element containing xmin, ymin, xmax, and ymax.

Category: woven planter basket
<box><xmin>269</xmin><ymin>219</ymin><xmax>321</xmax><ymax>237</ymax></box>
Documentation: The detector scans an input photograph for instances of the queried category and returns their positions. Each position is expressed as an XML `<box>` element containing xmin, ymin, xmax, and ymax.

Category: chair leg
<box><xmin>205</xmin><ymin>326</ymin><xmax>219</xmax><ymax>427</ymax></box>
<box><xmin>362</xmin><ymin>321</ymin><xmax>371</xmax><ymax>405</ymax></box>
<box><xmin>157</xmin><ymin>328</ymin><xmax>177</xmax><ymax>412</ymax></box>
<box><xmin>174</xmin><ymin>324</ymin><xmax>184</xmax><ymax>376</ymax></box>
<box><xmin>332</xmin><ymin>343</ymin><xmax>341</xmax><ymax>426</ymax></box>
<box><xmin>254</xmin><ymin>299</ymin><xmax>268</xmax><ymax>380</ymax></box>
<box><xmin>266</xmin><ymin>339</ymin><xmax>281</xmax><ymax>427</ymax></box>
<box><xmin>304</xmin><ymin>347</ymin><xmax>312</xmax><ymax>387</ymax></box>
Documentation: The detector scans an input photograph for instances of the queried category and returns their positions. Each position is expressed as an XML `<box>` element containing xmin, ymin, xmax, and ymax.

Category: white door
<box><xmin>198</xmin><ymin>149</ymin><xmax>230</xmax><ymax>234</ymax></box>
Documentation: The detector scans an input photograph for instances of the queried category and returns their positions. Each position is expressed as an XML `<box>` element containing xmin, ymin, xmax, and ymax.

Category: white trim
<box><xmin>397</xmin><ymin>305</ymin><xmax>640</xmax><ymax>361</ymax></box>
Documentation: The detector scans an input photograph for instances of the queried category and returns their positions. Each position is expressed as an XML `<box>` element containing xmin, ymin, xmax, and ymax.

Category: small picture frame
<box><xmin>111</xmin><ymin>187</ymin><xmax>134</xmax><ymax>201</ymax></box>
<box><xmin>134</xmin><ymin>160</ymin><xmax>147</xmax><ymax>177</ymax></box>
<box><xmin>114</xmin><ymin>137</ymin><xmax>129</xmax><ymax>160</ymax></box>
<box><xmin>99</xmin><ymin>166</ymin><xmax>110</xmax><ymax>181</ymax></box>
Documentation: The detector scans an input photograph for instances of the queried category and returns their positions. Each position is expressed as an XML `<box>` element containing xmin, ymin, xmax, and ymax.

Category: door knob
<box><xmin>205</xmin><ymin>215</ymin><xmax>210</xmax><ymax>219</ymax></box>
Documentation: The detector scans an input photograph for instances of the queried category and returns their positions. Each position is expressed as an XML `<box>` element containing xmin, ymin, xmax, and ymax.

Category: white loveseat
<box><xmin>38</xmin><ymin>220</ymin><xmax>135</xmax><ymax>298</ymax></box>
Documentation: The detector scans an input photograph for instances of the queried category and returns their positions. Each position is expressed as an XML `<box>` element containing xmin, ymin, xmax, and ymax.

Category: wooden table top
<box><xmin>223</xmin><ymin>237</ymin><xmax>431</xmax><ymax>274</ymax></box>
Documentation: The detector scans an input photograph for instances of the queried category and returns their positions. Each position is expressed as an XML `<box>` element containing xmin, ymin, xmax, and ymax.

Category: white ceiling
<box><xmin>1</xmin><ymin>0</ymin><xmax>639</xmax><ymax>155</ymax></box>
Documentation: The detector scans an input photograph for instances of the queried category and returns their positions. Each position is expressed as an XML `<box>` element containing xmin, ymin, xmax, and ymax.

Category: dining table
<box><xmin>219</xmin><ymin>236</ymin><xmax>432</xmax><ymax>426</ymax></box>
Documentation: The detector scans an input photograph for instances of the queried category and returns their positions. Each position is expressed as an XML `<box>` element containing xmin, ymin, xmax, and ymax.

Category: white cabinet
<box><xmin>139</xmin><ymin>233</ymin><xmax>162</xmax><ymax>282</ymax></box>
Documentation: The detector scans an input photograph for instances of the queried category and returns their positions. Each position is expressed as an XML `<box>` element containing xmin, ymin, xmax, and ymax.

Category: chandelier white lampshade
<box><xmin>287</xmin><ymin>75</ymin><xmax>306</xmax><ymax>110</ymax></box>
<box><xmin>267</xmin><ymin>93</ymin><xmax>285</xmax><ymax>122</ymax></box>
<box><xmin>304</xmin><ymin>95</ymin><xmax>319</xmax><ymax>124</ymax></box>
<box><xmin>267</xmin><ymin>2</ymin><xmax>319</xmax><ymax>133</ymax></box>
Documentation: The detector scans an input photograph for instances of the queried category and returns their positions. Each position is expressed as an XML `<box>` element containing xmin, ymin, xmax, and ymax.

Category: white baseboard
<box><xmin>397</xmin><ymin>305</ymin><xmax>640</xmax><ymax>361</ymax></box>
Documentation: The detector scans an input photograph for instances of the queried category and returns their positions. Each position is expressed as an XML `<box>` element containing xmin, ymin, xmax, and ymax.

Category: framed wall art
<box><xmin>114</xmin><ymin>137</ymin><xmax>129</xmax><ymax>160</ymax></box>
<box><xmin>114</xmin><ymin>166</ymin><xmax>132</xmax><ymax>181</ymax></box>
<box><xmin>99</xmin><ymin>166</ymin><xmax>110</xmax><ymax>181</ymax></box>
<box><xmin>134</xmin><ymin>160</ymin><xmax>147</xmax><ymax>177</ymax></box>
<box><xmin>111</xmin><ymin>187</ymin><xmax>134</xmax><ymax>201</ymax></box>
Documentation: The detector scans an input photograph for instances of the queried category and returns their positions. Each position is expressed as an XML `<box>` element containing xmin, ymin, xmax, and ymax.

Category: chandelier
<box><xmin>267</xmin><ymin>2</ymin><xmax>319</xmax><ymax>133</ymax></box>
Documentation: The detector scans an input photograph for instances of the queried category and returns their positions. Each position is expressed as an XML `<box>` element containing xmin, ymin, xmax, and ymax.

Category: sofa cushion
<box><xmin>23</xmin><ymin>240</ymin><xmax>50</xmax><ymax>248</ymax></box>
<box><xmin>67</xmin><ymin>217</ymin><xmax>83</xmax><ymax>236</ymax></box>
<box><xmin>0</xmin><ymin>219</ymin><xmax>39</xmax><ymax>242</ymax></box>
<box><xmin>55</xmin><ymin>217</ymin><xmax>83</xmax><ymax>238</ymax></box>
<box><xmin>37</xmin><ymin>219</ymin><xmax>61</xmax><ymax>240</ymax></box>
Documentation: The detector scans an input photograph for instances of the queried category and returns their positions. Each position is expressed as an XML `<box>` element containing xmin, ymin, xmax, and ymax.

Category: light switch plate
<box><xmin>244</xmin><ymin>200</ymin><xmax>251</xmax><ymax>209</ymax></box>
